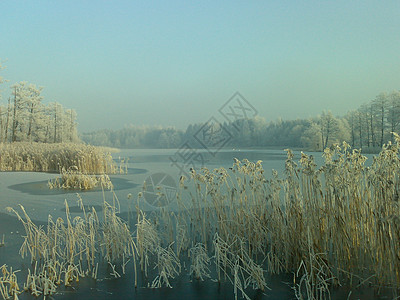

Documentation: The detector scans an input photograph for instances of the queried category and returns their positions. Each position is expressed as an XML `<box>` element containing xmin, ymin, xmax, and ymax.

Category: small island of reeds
<box><xmin>0</xmin><ymin>142</ymin><xmax>119</xmax><ymax>190</ymax></box>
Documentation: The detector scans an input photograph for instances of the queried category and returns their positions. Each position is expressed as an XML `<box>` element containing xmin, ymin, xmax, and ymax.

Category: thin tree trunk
<box><xmin>4</xmin><ymin>97</ymin><xmax>10</xmax><ymax>143</ymax></box>
<box><xmin>28</xmin><ymin>103</ymin><xmax>34</xmax><ymax>141</ymax></box>
<box><xmin>44</xmin><ymin>125</ymin><xmax>49</xmax><ymax>143</ymax></box>
<box><xmin>70</xmin><ymin>110</ymin><xmax>73</xmax><ymax>142</ymax></box>
<box><xmin>365</xmin><ymin>113</ymin><xmax>370</xmax><ymax>147</ymax></box>
<box><xmin>370</xmin><ymin>106</ymin><xmax>375</xmax><ymax>147</ymax></box>
<box><xmin>54</xmin><ymin>104</ymin><xmax>57</xmax><ymax>143</ymax></box>
<box><xmin>324</xmin><ymin>119</ymin><xmax>330</xmax><ymax>148</ymax></box>
<box><xmin>351</xmin><ymin>115</ymin><xmax>355</xmax><ymax>147</ymax></box>
<box><xmin>359</xmin><ymin>114</ymin><xmax>363</xmax><ymax>148</ymax></box>
<box><xmin>12</xmin><ymin>86</ymin><xmax>17</xmax><ymax>142</ymax></box>
<box><xmin>380</xmin><ymin>105</ymin><xmax>384</xmax><ymax>147</ymax></box>
<box><xmin>27</xmin><ymin>102</ymin><xmax>34</xmax><ymax>141</ymax></box>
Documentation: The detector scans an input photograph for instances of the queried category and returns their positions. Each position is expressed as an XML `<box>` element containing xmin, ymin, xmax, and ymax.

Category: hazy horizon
<box><xmin>1</xmin><ymin>1</ymin><xmax>400</xmax><ymax>132</ymax></box>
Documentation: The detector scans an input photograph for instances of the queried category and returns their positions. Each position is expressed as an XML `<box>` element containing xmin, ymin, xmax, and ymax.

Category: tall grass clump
<box><xmin>6</xmin><ymin>193</ymin><xmax>137</xmax><ymax>297</ymax></box>
<box><xmin>0</xmin><ymin>265</ymin><xmax>20</xmax><ymax>299</ymax></box>
<box><xmin>188</xmin><ymin>242</ymin><xmax>210</xmax><ymax>281</ymax></box>
<box><xmin>48</xmin><ymin>167</ymin><xmax>113</xmax><ymax>190</ymax></box>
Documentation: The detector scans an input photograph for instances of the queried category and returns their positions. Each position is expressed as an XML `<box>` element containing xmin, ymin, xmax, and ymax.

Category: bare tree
<box><xmin>4</xmin><ymin>97</ymin><xmax>11</xmax><ymax>142</ymax></box>
<box><xmin>357</xmin><ymin>104</ymin><xmax>370</xmax><ymax>148</ymax></box>
<box><xmin>346</xmin><ymin>110</ymin><xmax>357</xmax><ymax>147</ymax></box>
<box><xmin>319</xmin><ymin>111</ymin><xmax>339</xmax><ymax>149</ymax></box>
<box><xmin>11</xmin><ymin>84</ymin><xmax>19</xmax><ymax>142</ymax></box>
<box><xmin>388</xmin><ymin>91</ymin><xmax>400</xmax><ymax>142</ymax></box>
<box><xmin>53</xmin><ymin>102</ymin><xmax>58</xmax><ymax>143</ymax></box>
<box><xmin>368</xmin><ymin>103</ymin><xmax>377</xmax><ymax>147</ymax></box>
<box><xmin>373</xmin><ymin>93</ymin><xmax>388</xmax><ymax>147</ymax></box>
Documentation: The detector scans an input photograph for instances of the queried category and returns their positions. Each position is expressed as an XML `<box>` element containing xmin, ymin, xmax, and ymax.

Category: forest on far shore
<box><xmin>81</xmin><ymin>91</ymin><xmax>400</xmax><ymax>152</ymax></box>
<box><xmin>1</xmin><ymin>62</ymin><xmax>398</xmax><ymax>152</ymax></box>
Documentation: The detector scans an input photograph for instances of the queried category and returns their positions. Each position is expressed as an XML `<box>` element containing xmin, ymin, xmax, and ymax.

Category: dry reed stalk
<box><xmin>175</xmin><ymin>220</ymin><xmax>189</xmax><ymax>258</ymax></box>
<box><xmin>0</xmin><ymin>265</ymin><xmax>20</xmax><ymax>299</ymax></box>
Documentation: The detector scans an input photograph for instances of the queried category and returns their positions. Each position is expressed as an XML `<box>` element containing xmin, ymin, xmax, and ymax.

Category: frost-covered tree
<box><xmin>0</xmin><ymin>61</ymin><xmax>79</xmax><ymax>144</ymax></box>
<box><xmin>301</xmin><ymin>121</ymin><xmax>321</xmax><ymax>150</ymax></box>
<box><xmin>1</xmin><ymin>83</ymin><xmax>79</xmax><ymax>143</ymax></box>
<box><xmin>9</xmin><ymin>82</ymin><xmax>47</xmax><ymax>142</ymax></box>
<box><xmin>47</xmin><ymin>102</ymin><xmax>64</xmax><ymax>143</ymax></box>
<box><xmin>11</xmin><ymin>82</ymin><xmax>29</xmax><ymax>142</ymax></box>
<box><xmin>26</xmin><ymin>83</ymin><xmax>44</xmax><ymax>141</ymax></box>
<box><xmin>65</xmin><ymin>108</ymin><xmax>79</xmax><ymax>142</ymax></box>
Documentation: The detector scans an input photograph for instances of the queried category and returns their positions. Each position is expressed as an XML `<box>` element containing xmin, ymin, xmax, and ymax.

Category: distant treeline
<box><xmin>79</xmin><ymin>117</ymin><xmax>345</xmax><ymax>150</ymax></box>
<box><xmin>81</xmin><ymin>90</ymin><xmax>400</xmax><ymax>151</ymax></box>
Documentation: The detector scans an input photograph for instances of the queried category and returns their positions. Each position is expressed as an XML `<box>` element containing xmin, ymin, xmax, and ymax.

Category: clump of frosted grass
<box><xmin>212</xmin><ymin>234</ymin><xmax>268</xmax><ymax>300</ymax></box>
<box><xmin>136</xmin><ymin>212</ymin><xmax>160</xmax><ymax>277</ymax></box>
<box><xmin>135</xmin><ymin>211</ymin><xmax>181</xmax><ymax>288</ymax></box>
<box><xmin>48</xmin><ymin>167</ymin><xmax>113</xmax><ymax>190</ymax></box>
<box><xmin>102</xmin><ymin>198</ymin><xmax>137</xmax><ymax>283</ymax></box>
<box><xmin>189</xmin><ymin>243</ymin><xmax>210</xmax><ymax>281</ymax></box>
<box><xmin>151</xmin><ymin>244</ymin><xmax>181</xmax><ymax>288</ymax></box>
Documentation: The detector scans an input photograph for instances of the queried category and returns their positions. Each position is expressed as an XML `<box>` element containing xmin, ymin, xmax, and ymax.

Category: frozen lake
<box><xmin>0</xmin><ymin>147</ymin><xmax>377</xmax><ymax>222</ymax></box>
<box><xmin>0</xmin><ymin>148</ymin><xmax>322</xmax><ymax>222</ymax></box>
<box><xmin>0</xmin><ymin>148</ymin><xmax>385</xmax><ymax>300</ymax></box>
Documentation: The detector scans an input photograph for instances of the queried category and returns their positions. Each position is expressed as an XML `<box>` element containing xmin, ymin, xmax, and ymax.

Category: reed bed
<box><xmin>168</xmin><ymin>134</ymin><xmax>400</xmax><ymax>299</ymax></box>
<box><xmin>0</xmin><ymin>141</ymin><xmax>121</xmax><ymax>190</ymax></box>
<box><xmin>0</xmin><ymin>142</ymin><xmax>117</xmax><ymax>174</ymax></box>
<box><xmin>5</xmin><ymin>134</ymin><xmax>400</xmax><ymax>299</ymax></box>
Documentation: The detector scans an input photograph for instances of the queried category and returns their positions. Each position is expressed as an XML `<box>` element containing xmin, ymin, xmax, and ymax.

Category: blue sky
<box><xmin>1</xmin><ymin>1</ymin><xmax>400</xmax><ymax>131</ymax></box>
